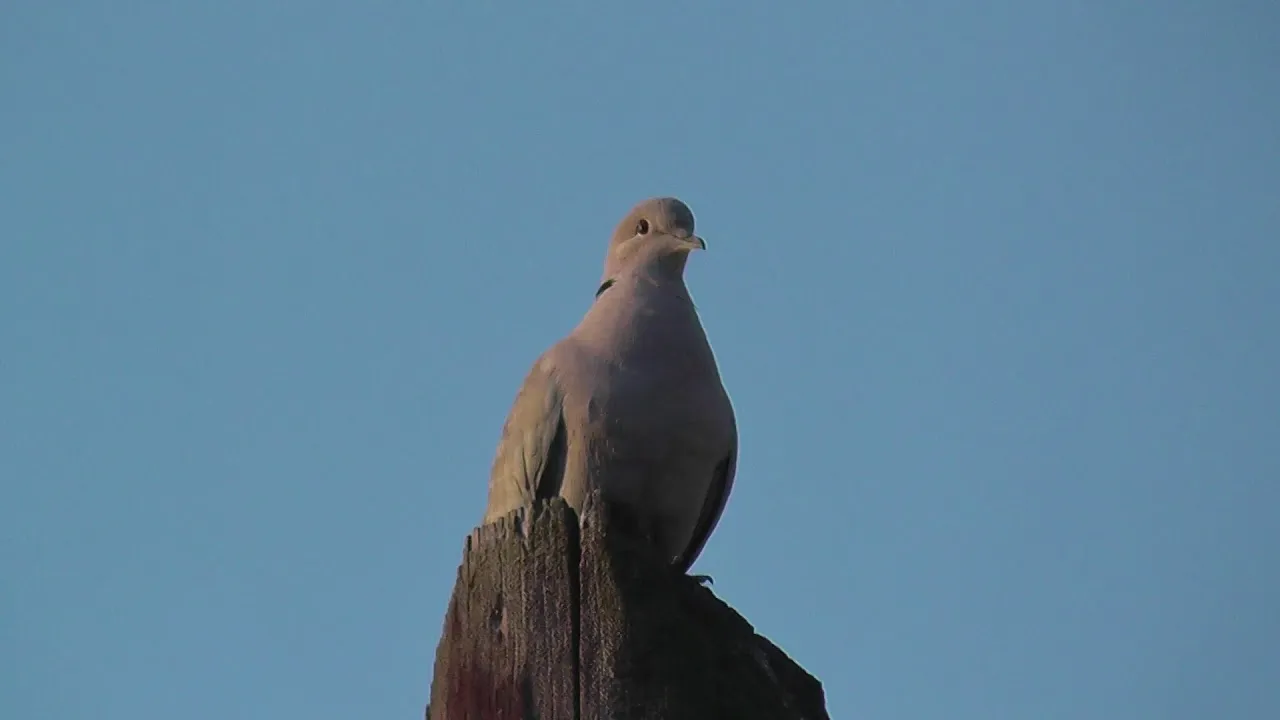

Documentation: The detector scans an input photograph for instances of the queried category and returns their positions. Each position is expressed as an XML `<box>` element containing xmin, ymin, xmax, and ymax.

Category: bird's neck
<box><xmin>601</xmin><ymin>252</ymin><xmax>689</xmax><ymax>288</ymax></box>
<box><xmin>597</xmin><ymin>266</ymin><xmax>692</xmax><ymax>307</ymax></box>
<box><xmin>575</xmin><ymin>270</ymin><xmax>700</xmax><ymax>355</ymax></box>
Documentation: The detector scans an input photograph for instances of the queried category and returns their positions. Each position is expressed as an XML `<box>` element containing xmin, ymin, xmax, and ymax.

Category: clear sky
<box><xmin>3</xmin><ymin>2</ymin><xmax>1277</xmax><ymax>718</ymax></box>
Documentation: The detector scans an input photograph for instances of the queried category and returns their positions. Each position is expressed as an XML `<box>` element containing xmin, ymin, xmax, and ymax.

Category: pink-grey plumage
<box><xmin>482</xmin><ymin>197</ymin><xmax>737</xmax><ymax>573</ymax></box>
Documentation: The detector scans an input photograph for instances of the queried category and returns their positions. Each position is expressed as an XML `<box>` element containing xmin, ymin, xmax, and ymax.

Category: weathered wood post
<box><xmin>427</xmin><ymin>497</ymin><xmax>829</xmax><ymax>719</ymax></box>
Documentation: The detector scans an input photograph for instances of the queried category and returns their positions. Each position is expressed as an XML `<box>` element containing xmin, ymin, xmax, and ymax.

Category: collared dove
<box><xmin>482</xmin><ymin>197</ymin><xmax>737</xmax><ymax>573</ymax></box>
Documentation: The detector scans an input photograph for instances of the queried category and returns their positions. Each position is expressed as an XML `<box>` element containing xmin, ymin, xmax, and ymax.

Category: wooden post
<box><xmin>427</xmin><ymin>497</ymin><xmax>829</xmax><ymax>720</ymax></box>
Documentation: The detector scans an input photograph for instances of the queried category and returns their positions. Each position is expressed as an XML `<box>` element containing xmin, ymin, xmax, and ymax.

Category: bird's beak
<box><xmin>675</xmin><ymin>233</ymin><xmax>707</xmax><ymax>252</ymax></box>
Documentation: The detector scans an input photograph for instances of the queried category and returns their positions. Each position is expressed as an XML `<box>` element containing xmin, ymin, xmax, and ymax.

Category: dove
<box><xmin>482</xmin><ymin>197</ymin><xmax>737</xmax><ymax>573</ymax></box>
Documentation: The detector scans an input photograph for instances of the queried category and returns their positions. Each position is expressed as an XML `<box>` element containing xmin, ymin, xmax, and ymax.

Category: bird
<box><xmin>482</xmin><ymin>196</ymin><xmax>737</xmax><ymax>574</ymax></box>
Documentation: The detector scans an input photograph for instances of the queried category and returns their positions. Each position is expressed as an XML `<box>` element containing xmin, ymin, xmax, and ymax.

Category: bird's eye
<box><xmin>635</xmin><ymin>219</ymin><xmax>650</xmax><ymax>235</ymax></box>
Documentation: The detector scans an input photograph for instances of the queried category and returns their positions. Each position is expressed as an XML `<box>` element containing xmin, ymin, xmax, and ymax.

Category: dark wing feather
<box><xmin>674</xmin><ymin>416</ymin><xmax>738</xmax><ymax>574</ymax></box>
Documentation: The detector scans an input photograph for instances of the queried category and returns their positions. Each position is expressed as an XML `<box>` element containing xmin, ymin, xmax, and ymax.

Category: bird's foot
<box><xmin>688</xmin><ymin>573</ymin><xmax>714</xmax><ymax>586</ymax></box>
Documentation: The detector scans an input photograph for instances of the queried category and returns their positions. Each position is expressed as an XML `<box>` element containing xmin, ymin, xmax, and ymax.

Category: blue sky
<box><xmin>3</xmin><ymin>2</ymin><xmax>1277</xmax><ymax>718</ymax></box>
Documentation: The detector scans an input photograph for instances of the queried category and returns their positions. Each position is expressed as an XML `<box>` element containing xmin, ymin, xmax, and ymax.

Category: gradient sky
<box><xmin>3</xmin><ymin>3</ymin><xmax>1278</xmax><ymax>718</ymax></box>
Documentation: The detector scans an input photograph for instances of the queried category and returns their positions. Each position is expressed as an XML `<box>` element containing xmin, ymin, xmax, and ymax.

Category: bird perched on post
<box><xmin>482</xmin><ymin>197</ymin><xmax>737</xmax><ymax>574</ymax></box>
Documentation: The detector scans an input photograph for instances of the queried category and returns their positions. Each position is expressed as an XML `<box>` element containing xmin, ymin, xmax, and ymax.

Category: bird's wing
<box><xmin>482</xmin><ymin>355</ymin><xmax>568</xmax><ymax>523</ymax></box>
<box><xmin>674</xmin><ymin>410</ymin><xmax>738</xmax><ymax>574</ymax></box>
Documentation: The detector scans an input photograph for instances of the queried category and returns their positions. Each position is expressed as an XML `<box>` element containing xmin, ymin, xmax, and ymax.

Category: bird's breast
<box><xmin>559</xmin><ymin>283</ymin><xmax>732</xmax><ymax>475</ymax></box>
<box><xmin>570</xmin><ymin>357</ymin><xmax>730</xmax><ymax>467</ymax></box>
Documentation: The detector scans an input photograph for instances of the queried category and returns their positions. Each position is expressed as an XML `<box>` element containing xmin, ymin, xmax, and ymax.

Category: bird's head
<box><xmin>600</xmin><ymin>197</ymin><xmax>705</xmax><ymax>286</ymax></box>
